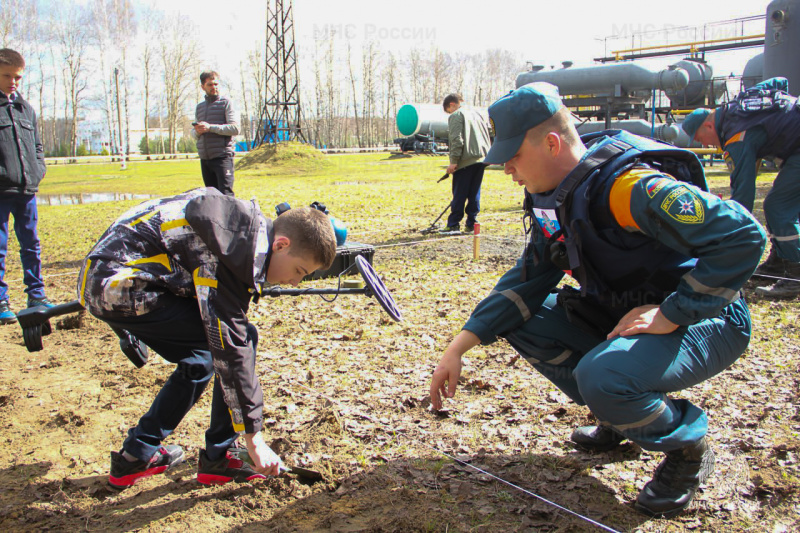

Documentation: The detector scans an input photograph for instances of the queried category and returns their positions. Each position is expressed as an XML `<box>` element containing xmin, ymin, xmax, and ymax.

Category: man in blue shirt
<box><xmin>430</xmin><ymin>83</ymin><xmax>766</xmax><ymax>518</ymax></box>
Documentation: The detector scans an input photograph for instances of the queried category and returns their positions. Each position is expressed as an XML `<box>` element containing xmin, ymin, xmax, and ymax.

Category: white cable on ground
<box><xmin>256</xmin><ymin>359</ymin><xmax>622</xmax><ymax>533</ymax></box>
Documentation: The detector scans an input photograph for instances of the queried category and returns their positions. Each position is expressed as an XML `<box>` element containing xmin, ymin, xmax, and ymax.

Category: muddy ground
<box><xmin>0</xmin><ymin>206</ymin><xmax>798</xmax><ymax>533</ymax></box>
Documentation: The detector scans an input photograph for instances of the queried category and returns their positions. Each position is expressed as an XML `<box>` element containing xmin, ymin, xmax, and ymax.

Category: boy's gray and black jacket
<box><xmin>0</xmin><ymin>93</ymin><xmax>46</xmax><ymax>194</ymax></box>
<box><xmin>77</xmin><ymin>188</ymin><xmax>272</xmax><ymax>435</ymax></box>
<box><xmin>193</xmin><ymin>94</ymin><xmax>239</xmax><ymax>160</ymax></box>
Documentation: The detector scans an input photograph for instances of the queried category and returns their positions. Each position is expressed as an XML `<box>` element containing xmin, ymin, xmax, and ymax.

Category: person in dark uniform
<box><xmin>682</xmin><ymin>77</ymin><xmax>800</xmax><ymax>298</ymax></box>
<box><xmin>430</xmin><ymin>83</ymin><xmax>766</xmax><ymax>519</ymax></box>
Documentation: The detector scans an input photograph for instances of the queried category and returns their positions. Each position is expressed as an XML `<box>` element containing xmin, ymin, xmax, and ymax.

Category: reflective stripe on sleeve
<box><xmin>682</xmin><ymin>272</ymin><xmax>740</xmax><ymax>302</ymax></box>
<box><xmin>489</xmin><ymin>289</ymin><xmax>531</xmax><ymax>321</ymax></box>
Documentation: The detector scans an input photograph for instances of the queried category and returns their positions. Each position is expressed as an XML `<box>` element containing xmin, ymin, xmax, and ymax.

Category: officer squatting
<box><xmin>430</xmin><ymin>82</ymin><xmax>767</xmax><ymax>519</ymax></box>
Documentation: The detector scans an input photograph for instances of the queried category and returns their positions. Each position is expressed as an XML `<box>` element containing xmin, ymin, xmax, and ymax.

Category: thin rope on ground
<box><xmin>372</xmin><ymin>234</ymin><xmax>472</xmax><ymax>250</ymax></box>
<box><xmin>429</xmin><ymin>447</ymin><xmax>622</xmax><ymax>533</ymax></box>
<box><xmin>255</xmin><ymin>359</ymin><xmax>623</xmax><ymax>533</ymax></box>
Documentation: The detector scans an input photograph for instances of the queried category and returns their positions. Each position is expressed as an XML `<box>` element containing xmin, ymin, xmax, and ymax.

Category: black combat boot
<box><xmin>570</xmin><ymin>424</ymin><xmax>625</xmax><ymax>452</ymax></box>
<box><xmin>635</xmin><ymin>437</ymin><xmax>715</xmax><ymax>518</ymax></box>
<box><xmin>754</xmin><ymin>246</ymin><xmax>787</xmax><ymax>276</ymax></box>
<box><xmin>756</xmin><ymin>260</ymin><xmax>800</xmax><ymax>299</ymax></box>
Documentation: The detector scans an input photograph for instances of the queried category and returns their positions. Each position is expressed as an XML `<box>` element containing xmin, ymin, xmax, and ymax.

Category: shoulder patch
<box><xmin>660</xmin><ymin>186</ymin><xmax>705</xmax><ymax>224</ymax></box>
<box><xmin>723</xmin><ymin>151</ymin><xmax>735</xmax><ymax>173</ymax></box>
<box><xmin>646</xmin><ymin>177</ymin><xmax>673</xmax><ymax>198</ymax></box>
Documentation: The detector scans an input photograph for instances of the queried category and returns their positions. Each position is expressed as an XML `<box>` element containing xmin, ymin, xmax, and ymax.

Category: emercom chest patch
<box><xmin>660</xmin><ymin>186</ymin><xmax>705</xmax><ymax>224</ymax></box>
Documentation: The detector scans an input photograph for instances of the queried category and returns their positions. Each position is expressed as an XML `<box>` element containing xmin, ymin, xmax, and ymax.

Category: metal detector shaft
<box><xmin>266</xmin><ymin>287</ymin><xmax>370</xmax><ymax>297</ymax></box>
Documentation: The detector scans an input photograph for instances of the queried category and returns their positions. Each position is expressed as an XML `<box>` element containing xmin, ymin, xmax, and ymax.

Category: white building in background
<box><xmin>77</xmin><ymin>117</ymin><xmax>185</xmax><ymax>154</ymax></box>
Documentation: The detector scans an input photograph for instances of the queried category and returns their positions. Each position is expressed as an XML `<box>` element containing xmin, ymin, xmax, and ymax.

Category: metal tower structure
<box><xmin>254</xmin><ymin>0</ymin><xmax>304</xmax><ymax>147</ymax></box>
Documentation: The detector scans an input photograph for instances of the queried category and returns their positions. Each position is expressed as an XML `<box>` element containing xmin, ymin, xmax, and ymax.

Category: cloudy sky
<box><xmin>161</xmin><ymin>0</ymin><xmax>766</xmax><ymax>79</ymax></box>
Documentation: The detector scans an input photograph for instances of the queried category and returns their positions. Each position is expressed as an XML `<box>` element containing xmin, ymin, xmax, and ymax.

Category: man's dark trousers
<box><xmin>0</xmin><ymin>193</ymin><xmax>46</xmax><ymax>301</ymax></box>
<box><xmin>446</xmin><ymin>162</ymin><xmax>484</xmax><ymax>229</ymax></box>
<box><xmin>201</xmin><ymin>155</ymin><xmax>235</xmax><ymax>196</ymax></box>
<box><xmin>104</xmin><ymin>296</ymin><xmax>251</xmax><ymax>462</ymax></box>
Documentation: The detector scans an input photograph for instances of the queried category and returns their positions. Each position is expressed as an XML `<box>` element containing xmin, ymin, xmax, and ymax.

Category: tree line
<box><xmin>1</xmin><ymin>0</ymin><xmax>524</xmax><ymax>155</ymax></box>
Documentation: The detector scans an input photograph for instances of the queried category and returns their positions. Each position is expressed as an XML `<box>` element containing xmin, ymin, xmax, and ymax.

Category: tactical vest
<box><xmin>717</xmin><ymin>90</ymin><xmax>800</xmax><ymax>161</ymax></box>
<box><xmin>526</xmin><ymin>130</ymin><xmax>707</xmax><ymax>317</ymax></box>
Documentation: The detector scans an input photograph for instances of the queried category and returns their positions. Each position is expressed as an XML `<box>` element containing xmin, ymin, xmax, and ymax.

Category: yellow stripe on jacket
<box><xmin>608</xmin><ymin>168</ymin><xmax>665</xmax><ymax>232</ymax></box>
<box><xmin>724</xmin><ymin>131</ymin><xmax>746</xmax><ymax>147</ymax></box>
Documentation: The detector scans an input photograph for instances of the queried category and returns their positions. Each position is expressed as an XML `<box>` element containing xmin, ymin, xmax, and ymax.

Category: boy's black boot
<box><xmin>635</xmin><ymin>437</ymin><xmax>715</xmax><ymax>518</ymax></box>
<box><xmin>570</xmin><ymin>424</ymin><xmax>625</xmax><ymax>452</ymax></box>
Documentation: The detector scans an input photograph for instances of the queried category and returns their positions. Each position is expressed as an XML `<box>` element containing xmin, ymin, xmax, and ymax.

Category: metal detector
<box><xmin>16</xmin><ymin>256</ymin><xmax>402</xmax><ymax>356</ymax></box>
<box><xmin>419</xmin><ymin>173</ymin><xmax>454</xmax><ymax>235</ymax></box>
<box><xmin>261</xmin><ymin>255</ymin><xmax>403</xmax><ymax>322</ymax></box>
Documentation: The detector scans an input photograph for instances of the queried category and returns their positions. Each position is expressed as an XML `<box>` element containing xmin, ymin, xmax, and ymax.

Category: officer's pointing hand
<box><xmin>607</xmin><ymin>304</ymin><xmax>679</xmax><ymax>339</ymax></box>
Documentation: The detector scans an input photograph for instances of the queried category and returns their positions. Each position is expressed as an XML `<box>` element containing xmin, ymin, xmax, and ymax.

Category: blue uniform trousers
<box><xmin>504</xmin><ymin>293</ymin><xmax>751</xmax><ymax>452</ymax></box>
<box><xmin>763</xmin><ymin>153</ymin><xmax>800</xmax><ymax>262</ymax></box>
<box><xmin>446</xmin><ymin>162</ymin><xmax>484</xmax><ymax>229</ymax></box>
<box><xmin>0</xmin><ymin>193</ymin><xmax>46</xmax><ymax>301</ymax></box>
<box><xmin>102</xmin><ymin>296</ymin><xmax>247</xmax><ymax>462</ymax></box>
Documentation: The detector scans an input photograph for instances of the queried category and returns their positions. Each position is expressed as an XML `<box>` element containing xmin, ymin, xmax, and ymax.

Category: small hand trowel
<box><xmin>230</xmin><ymin>448</ymin><xmax>323</xmax><ymax>481</ymax></box>
<box><xmin>278</xmin><ymin>463</ymin><xmax>324</xmax><ymax>481</ymax></box>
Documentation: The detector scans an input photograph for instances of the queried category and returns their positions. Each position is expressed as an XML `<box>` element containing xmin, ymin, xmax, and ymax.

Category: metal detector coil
<box><xmin>263</xmin><ymin>255</ymin><xmax>402</xmax><ymax>322</ymax></box>
<box><xmin>354</xmin><ymin>255</ymin><xmax>402</xmax><ymax>321</ymax></box>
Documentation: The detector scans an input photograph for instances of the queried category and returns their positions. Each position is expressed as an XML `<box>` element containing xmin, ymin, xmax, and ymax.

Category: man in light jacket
<box><xmin>441</xmin><ymin>93</ymin><xmax>492</xmax><ymax>233</ymax></box>
<box><xmin>192</xmin><ymin>71</ymin><xmax>239</xmax><ymax>196</ymax></box>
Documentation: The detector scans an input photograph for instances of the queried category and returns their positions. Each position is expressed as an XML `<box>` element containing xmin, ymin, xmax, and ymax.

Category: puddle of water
<box><xmin>37</xmin><ymin>193</ymin><xmax>155</xmax><ymax>206</ymax></box>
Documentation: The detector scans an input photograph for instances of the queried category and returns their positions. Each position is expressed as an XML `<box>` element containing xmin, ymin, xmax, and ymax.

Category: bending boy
<box><xmin>77</xmin><ymin>188</ymin><xmax>335</xmax><ymax>487</ymax></box>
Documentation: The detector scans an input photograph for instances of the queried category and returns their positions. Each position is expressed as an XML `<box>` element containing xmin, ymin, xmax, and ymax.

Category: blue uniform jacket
<box><xmin>463</xmin><ymin>169</ymin><xmax>766</xmax><ymax>344</ymax></box>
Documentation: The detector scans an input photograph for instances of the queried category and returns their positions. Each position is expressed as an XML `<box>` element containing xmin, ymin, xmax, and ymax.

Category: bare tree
<box><xmin>159</xmin><ymin>13</ymin><xmax>199</xmax><ymax>153</ymax></box>
<box><xmin>361</xmin><ymin>41</ymin><xmax>379</xmax><ymax>147</ymax></box>
<box><xmin>382</xmin><ymin>52</ymin><xmax>398</xmax><ymax>146</ymax></box>
<box><xmin>430</xmin><ymin>47</ymin><xmax>452</xmax><ymax>103</ymax></box>
<box><xmin>53</xmin><ymin>3</ymin><xmax>92</xmax><ymax>157</ymax></box>
<box><xmin>346</xmin><ymin>42</ymin><xmax>362</xmax><ymax>148</ymax></box>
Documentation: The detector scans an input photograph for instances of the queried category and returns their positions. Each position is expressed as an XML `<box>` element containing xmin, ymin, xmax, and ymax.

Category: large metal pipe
<box><xmin>515</xmin><ymin>63</ymin><xmax>690</xmax><ymax>96</ymax></box>
<box><xmin>671</xmin><ymin>125</ymin><xmax>703</xmax><ymax>149</ymax></box>
<box><xmin>742</xmin><ymin>53</ymin><xmax>765</xmax><ymax>89</ymax></box>
<box><xmin>764</xmin><ymin>0</ymin><xmax>800</xmax><ymax>96</ymax></box>
<box><xmin>575</xmin><ymin>119</ymin><xmax>680</xmax><ymax>142</ymax></box>
<box><xmin>395</xmin><ymin>103</ymin><xmax>450</xmax><ymax>138</ymax></box>
<box><xmin>665</xmin><ymin>59</ymin><xmax>725</xmax><ymax>107</ymax></box>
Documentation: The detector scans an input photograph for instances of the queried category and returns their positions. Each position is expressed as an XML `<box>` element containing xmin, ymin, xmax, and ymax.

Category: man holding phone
<box><xmin>191</xmin><ymin>71</ymin><xmax>239</xmax><ymax>196</ymax></box>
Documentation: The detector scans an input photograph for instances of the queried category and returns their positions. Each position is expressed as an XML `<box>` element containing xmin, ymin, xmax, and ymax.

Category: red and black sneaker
<box><xmin>197</xmin><ymin>448</ymin><xmax>267</xmax><ymax>485</ymax></box>
<box><xmin>109</xmin><ymin>445</ymin><xmax>185</xmax><ymax>489</ymax></box>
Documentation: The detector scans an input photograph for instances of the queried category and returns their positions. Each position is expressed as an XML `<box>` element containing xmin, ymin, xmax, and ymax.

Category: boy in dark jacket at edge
<box><xmin>77</xmin><ymin>188</ymin><xmax>336</xmax><ymax>487</ymax></box>
<box><xmin>0</xmin><ymin>48</ymin><xmax>53</xmax><ymax>325</ymax></box>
